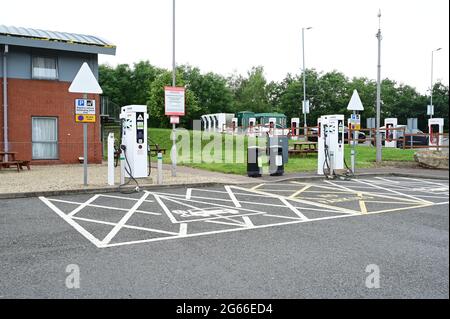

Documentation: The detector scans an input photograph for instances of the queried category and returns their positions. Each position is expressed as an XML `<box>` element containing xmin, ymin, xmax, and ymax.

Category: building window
<box><xmin>32</xmin><ymin>117</ymin><xmax>58</xmax><ymax>160</ymax></box>
<box><xmin>32</xmin><ymin>56</ymin><xmax>58</xmax><ymax>80</ymax></box>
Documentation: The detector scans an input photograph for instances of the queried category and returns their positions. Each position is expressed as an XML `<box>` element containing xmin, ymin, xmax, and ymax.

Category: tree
<box><xmin>233</xmin><ymin>66</ymin><xmax>271</xmax><ymax>113</ymax></box>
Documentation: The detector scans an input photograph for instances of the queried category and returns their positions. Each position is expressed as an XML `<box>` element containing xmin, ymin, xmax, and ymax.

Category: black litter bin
<box><xmin>268</xmin><ymin>145</ymin><xmax>284</xmax><ymax>176</ymax></box>
<box><xmin>247</xmin><ymin>146</ymin><xmax>266</xmax><ymax>177</ymax></box>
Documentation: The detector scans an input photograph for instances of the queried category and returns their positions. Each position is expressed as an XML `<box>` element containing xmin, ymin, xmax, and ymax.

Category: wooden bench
<box><xmin>0</xmin><ymin>152</ymin><xmax>22</xmax><ymax>172</ymax></box>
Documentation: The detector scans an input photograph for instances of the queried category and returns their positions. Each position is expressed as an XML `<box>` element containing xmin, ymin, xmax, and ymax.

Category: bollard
<box><xmin>107</xmin><ymin>133</ymin><xmax>115</xmax><ymax>186</ymax></box>
<box><xmin>120</xmin><ymin>151</ymin><xmax>125</xmax><ymax>185</ymax></box>
<box><xmin>157</xmin><ymin>152</ymin><xmax>163</xmax><ymax>184</ymax></box>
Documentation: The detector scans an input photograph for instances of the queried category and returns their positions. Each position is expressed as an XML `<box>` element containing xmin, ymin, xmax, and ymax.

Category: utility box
<box><xmin>119</xmin><ymin>105</ymin><xmax>149</xmax><ymax>178</ymax></box>
<box><xmin>236</xmin><ymin>111</ymin><xmax>256</xmax><ymax>129</ymax></box>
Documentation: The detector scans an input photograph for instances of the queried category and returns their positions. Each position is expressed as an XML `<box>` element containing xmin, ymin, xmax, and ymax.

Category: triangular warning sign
<box><xmin>137</xmin><ymin>115</ymin><xmax>144</xmax><ymax>120</ymax></box>
<box><xmin>347</xmin><ymin>89</ymin><xmax>364</xmax><ymax>111</ymax></box>
<box><xmin>69</xmin><ymin>62</ymin><xmax>103</xmax><ymax>94</ymax></box>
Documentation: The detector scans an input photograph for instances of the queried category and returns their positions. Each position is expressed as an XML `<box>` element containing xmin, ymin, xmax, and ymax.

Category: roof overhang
<box><xmin>0</xmin><ymin>35</ymin><xmax>116</xmax><ymax>55</ymax></box>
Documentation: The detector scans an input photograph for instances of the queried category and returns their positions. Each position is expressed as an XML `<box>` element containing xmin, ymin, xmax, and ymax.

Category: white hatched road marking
<box><xmin>39</xmin><ymin>177</ymin><xmax>448</xmax><ymax>248</ymax></box>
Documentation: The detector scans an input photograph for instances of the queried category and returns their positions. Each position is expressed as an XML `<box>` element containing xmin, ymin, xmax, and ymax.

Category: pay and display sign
<box><xmin>75</xmin><ymin>99</ymin><xmax>96</xmax><ymax>123</ymax></box>
<box><xmin>165</xmin><ymin>87</ymin><xmax>185</xmax><ymax>116</ymax></box>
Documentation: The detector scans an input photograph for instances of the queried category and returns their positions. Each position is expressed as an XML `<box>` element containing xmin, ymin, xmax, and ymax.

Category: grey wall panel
<box><xmin>0</xmin><ymin>45</ymin><xmax>99</xmax><ymax>82</ymax></box>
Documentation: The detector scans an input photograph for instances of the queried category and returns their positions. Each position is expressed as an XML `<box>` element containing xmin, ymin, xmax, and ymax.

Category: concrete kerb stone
<box><xmin>1</xmin><ymin>171</ymin><xmax>447</xmax><ymax>200</ymax></box>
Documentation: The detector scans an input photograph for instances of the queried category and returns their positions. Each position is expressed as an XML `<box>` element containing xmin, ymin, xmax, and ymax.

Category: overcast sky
<box><xmin>1</xmin><ymin>0</ymin><xmax>449</xmax><ymax>94</ymax></box>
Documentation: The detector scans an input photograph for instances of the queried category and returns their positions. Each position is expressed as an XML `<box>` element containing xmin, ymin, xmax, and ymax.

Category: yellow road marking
<box><xmin>290</xmin><ymin>185</ymin><xmax>312</xmax><ymax>198</ymax></box>
<box><xmin>358</xmin><ymin>192</ymin><xmax>368</xmax><ymax>214</ymax></box>
<box><xmin>251</xmin><ymin>184</ymin><xmax>265</xmax><ymax>191</ymax></box>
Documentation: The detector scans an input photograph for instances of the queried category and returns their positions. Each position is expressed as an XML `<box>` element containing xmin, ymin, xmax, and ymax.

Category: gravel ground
<box><xmin>0</xmin><ymin>163</ymin><xmax>255</xmax><ymax>194</ymax></box>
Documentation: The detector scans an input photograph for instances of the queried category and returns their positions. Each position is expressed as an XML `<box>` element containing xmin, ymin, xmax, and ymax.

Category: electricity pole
<box><xmin>375</xmin><ymin>10</ymin><xmax>382</xmax><ymax>164</ymax></box>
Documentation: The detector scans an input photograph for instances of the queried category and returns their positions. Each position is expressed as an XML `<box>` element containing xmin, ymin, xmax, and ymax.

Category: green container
<box><xmin>255</xmin><ymin>113</ymin><xmax>287</xmax><ymax>128</ymax></box>
<box><xmin>236</xmin><ymin>111</ymin><xmax>255</xmax><ymax>129</ymax></box>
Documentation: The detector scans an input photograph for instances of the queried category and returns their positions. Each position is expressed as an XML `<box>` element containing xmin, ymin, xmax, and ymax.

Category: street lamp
<box><xmin>429</xmin><ymin>47</ymin><xmax>442</xmax><ymax>119</ymax></box>
<box><xmin>302</xmin><ymin>27</ymin><xmax>312</xmax><ymax>131</ymax></box>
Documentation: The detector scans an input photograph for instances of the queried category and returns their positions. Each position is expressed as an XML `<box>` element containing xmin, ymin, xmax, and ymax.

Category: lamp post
<box><xmin>302</xmin><ymin>27</ymin><xmax>312</xmax><ymax>133</ymax></box>
<box><xmin>429</xmin><ymin>47</ymin><xmax>442</xmax><ymax>119</ymax></box>
<box><xmin>171</xmin><ymin>0</ymin><xmax>177</xmax><ymax>177</ymax></box>
<box><xmin>375</xmin><ymin>10</ymin><xmax>382</xmax><ymax>164</ymax></box>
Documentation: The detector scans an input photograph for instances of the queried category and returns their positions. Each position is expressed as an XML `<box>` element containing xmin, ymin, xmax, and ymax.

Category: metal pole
<box><xmin>351</xmin><ymin>111</ymin><xmax>356</xmax><ymax>173</ymax></box>
<box><xmin>3</xmin><ymin>45</ymin><xmax>8</xmax><ymax>160</ymax></box>
<box><xmin>171</xmin><ymin>0</ymin><xmax>177</xmax><ymax>177</ymax></box>
<box><xmin>83</xmin><ymin>93</ymin><xmax>88</xmax><ymax>186</ymax></box>
<box><xmin>375</xmin><ymin>10</ymin><xmax>382</xmax><ymax>164</ymax></box>
<box><xmin>430</xmin><ymin>50</ymin><xmax>434</xmax><ymax>119</ymax></box>
<box><xmin>302</xmin><ymin>28</ymin><xmax>307</xmax><ymax>130</ymax></box>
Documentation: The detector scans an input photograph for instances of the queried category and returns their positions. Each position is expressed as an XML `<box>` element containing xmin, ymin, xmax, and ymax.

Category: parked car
<box><xmin>371</xmin><ymin>125</ymin><xmax>429</xmax><ymax>147</ymax></box>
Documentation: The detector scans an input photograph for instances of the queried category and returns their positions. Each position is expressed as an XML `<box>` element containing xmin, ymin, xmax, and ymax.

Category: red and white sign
<box><xmin>170</xmin><ymin>116</ymin><xmax>180</xmax><ymax>124</ymax></box>
<box><xmin>165</xmin><ymin>86</ymin><xmax>185</xmax><ymax>116</ymax></box>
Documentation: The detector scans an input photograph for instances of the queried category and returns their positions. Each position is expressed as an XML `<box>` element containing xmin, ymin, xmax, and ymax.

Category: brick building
<box><xmin>0</xmin><ymin>25</ymin><xmax>116</xmax><ymax>164</ymax></box>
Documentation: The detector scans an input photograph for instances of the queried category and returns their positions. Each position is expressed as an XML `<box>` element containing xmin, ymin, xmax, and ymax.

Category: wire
<box><xmin>118</xmin><ymin>145</ymin><xmax>141</xmax><ymax>194</ymax></box>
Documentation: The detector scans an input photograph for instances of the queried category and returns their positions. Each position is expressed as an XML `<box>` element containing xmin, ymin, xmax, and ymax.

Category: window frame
<box><xmin>31</xmin><ymin>55</ymin><xmax>59</xmax><ymax>80</ymax></box>
<box><xmin>31</xmin><ymin>116</ymin><xmax>59</xmax><ymax>160</ymax></box>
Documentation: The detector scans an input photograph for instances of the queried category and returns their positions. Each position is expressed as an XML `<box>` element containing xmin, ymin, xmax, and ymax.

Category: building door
<box><xmin>32</xmin><ymin>117</ymin><xmax>58</xmax><ymax>160</ymax></box>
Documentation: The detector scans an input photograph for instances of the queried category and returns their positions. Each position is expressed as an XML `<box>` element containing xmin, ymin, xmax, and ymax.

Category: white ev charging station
<box><xmin>384</xmin><ymin>118</ymin><xmax>398</xmax><ymax>148</ymax></box>
<box><xmin>317</xmin><ymin>115</ymin><xmax>345</xmax><ymax>177</ymax></box>
<box><xmin>119</xmin><ymin>105</ymin><xmax>149</xmax><ymax>178</ymax></box>
<box><xmin>291</xmin><ymin>118</ymin><xmax>300</xmax><ymax>140</ymax></box>
<box><xmin>428</xmin><ymin>118</ymin><xmax>444</xmax><ymax>149</ymax></box>
<box><xmin>248</xmin><ymin>117</ymin><xmax>256</xmax><ymax>136</ymax></box>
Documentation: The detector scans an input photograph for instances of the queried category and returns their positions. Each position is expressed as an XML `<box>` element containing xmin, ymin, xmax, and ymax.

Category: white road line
<box><xmin>101</xmin><ymin>191</ymin><xmax>151</xmax><ymax>245</ymax></box>
<box><xmin>99</xmin><ymin>194</ymin><xmax>154</xmax><ymax>203</ymax></box>
<box><xmin>102</xmin><ymin>200</ymin><xmax>440</xmax><ymax>248</ymax></box>
<box><xmin>375</xmin><ymin>177</ymin><xmax>400</xmax><ymax>183</ymax></box>
<box><xmin>355</xmin><ymin>179</ymin><xmax>433</xmax><ymax>204</ymax></box>
<box><xmin>251</xmin><ymin>184</ymin><xmax>265</xmax><ymax>191</ymax></box>
<box><xmin>186</xmin><ymin>188</ymin><xmax>192</xmax><ymax>200</ymax></box>
<box><xmin>225</xmin><ymin>185</ymin><xmax>242</xmax><ymax>208</ymax></box>
<box><xmin>205</xmin><ymin>219</ymin><xmax>247</xmax><ymax>227</ymax></box>
<box><xmin>279</xmin><ymin>197</ymin><xmax>308</xmax><ymax>220</ymax></box>
<box><xmin>71</xmin><ymin>216</ymin><xmax>179</xmax><ymax>236</ymax></box>
<box><xmin>242</xmin><ymin>216</ymin><xmax>255</xmax><ymax>227</ymax></box>
<box><xmin>400</xmin><ymin>177</ymin><xmax>449</xmax><ymax>188</ymax></box>
<box><xmin>179</xmin><ymin>223</ymin><xmax>188</xmax><ymax>236</ymax></box>
<box><xmin>68</xmin><ymin>194</ymin><xmax>100</xmax><ymax>217</ymax></box>
<box><xmin>153</xmin><ymin>194</ymin><xmax>178</xmax><ymax>224</ymax></box>
<box><xmin>46</xmin><ymin>198</ymin><xmax>161</xmax><ymax>216</ymax></box>
<box><xmin>39</xmin><ymin>197</ymin><xmax>103</xmax><ymax>248</ymax></box>
<box><xmin>231</xmin><ymin>185</ymin><xmax>359</xmax><ymax>215</ymax></box>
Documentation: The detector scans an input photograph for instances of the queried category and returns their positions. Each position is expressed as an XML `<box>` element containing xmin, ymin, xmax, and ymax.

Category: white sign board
<box><xmin>170</xmin><ymin>116</ymin><xmax>180</xmax><ymax>124</ymax></box>
<box><xmin>302</xmin><ymin>100</ymin><xmax>310</xmax><ymax>114</ymax></box>
<box><xmin>75</xmin><ymin>99</ymin><xmax>96</xmax><ymax>114</ymax></box>
<box><xmin>347</xmin><ymin>89</ymin><xmax>364</xmax><ymax>111</ymax></box>
<box><xmin>427</xmin><ymin>105</ymin><xmax>434</xmax><ymax>116</ymax></box>
<box><xmin>165</xmin><ymin>86</ymin><xmax>185</xmax><ymax>116</ymax></box>
<box><xmin>69</xmin><ymin>62</ymin><xmax>103</xmax><ymax>94</ymax></box>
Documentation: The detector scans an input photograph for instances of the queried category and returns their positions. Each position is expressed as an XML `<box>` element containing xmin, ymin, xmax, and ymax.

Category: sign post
<box><xmin>69</xmin><ymin>62</ymin><xmax>103</xmax><ymax>186</ymax></box>
<box><xmin>347</xmin><ymin>89</ymin><xmax>364</xmax><ymax>173</ymax></box>
<box><xmin>165</xmin><ymin>86</ymin><xmax>185</xmax><ymax>178</ymax></box>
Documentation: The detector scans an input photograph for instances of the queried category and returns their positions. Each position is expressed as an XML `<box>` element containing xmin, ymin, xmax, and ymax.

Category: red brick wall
<box><xmin>0</xmin><ymin>78</ymin><xmax>103</xmax><ymax>164</ymax></box>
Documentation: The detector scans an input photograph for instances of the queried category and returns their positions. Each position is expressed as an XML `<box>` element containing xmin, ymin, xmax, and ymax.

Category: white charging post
<box><xmin>119</xmin><ymin>105</ymin><xmax>149</xmax><ymax>178</ymax></box>
<box><xmin>384</xmin><ymin>118</ymin><xmax>398</xmax><ymax>148</ymax></box>
<box><xmin>428</xmin><ymin>118</ymin><xmax>444</xmax><ymax>150</ymax></box>
<box><xmin>347</xmin><ymin>89</ymin><xmax>364</xmax><ymax>173</ymax></box>
<box><xmin>317</xmin><ymin>114</ymin><xmax>345</xmax><ymax>176</ymax></box>
<box><xmin>107</xmin><ymin>132</ymin><xmax>115</xmax><ymax>186</ymax></box>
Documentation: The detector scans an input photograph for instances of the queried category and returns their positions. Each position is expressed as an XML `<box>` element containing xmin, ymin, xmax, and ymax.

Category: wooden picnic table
<box><xmin>0</xmin><ymin>151</ymin><xmax>30</xmax><ymax>172</ymax></box>
<box><xmin>289</xmin><ymin>141</ymin><xmax>318</xmax><ymax>157</ymax></box>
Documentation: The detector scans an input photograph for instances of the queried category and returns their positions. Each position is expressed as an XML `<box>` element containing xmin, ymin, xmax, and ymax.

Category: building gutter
<box><xmin>3</xmin><ymin>44</ymin><xmax>8</xmax><ymax>156</ymax></box>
